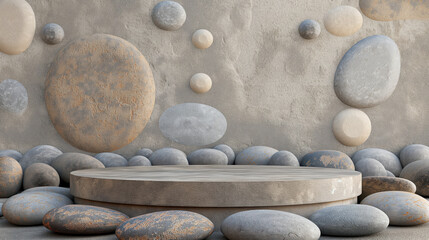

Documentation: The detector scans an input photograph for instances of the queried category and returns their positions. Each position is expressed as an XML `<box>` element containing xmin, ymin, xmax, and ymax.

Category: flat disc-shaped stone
<box><xmin>45</xmin><ymin>34</ymin><xmax>155</xmax><ymax>153</ymax></box>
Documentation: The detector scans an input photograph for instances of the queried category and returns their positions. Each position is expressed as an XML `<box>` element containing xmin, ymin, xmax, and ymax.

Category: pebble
<box><xmin>298</xmin><ymin>19</ymin><xmax>321</xmax><ymax>39</ymax></box>
<box><xmin>149</xmin><ymin>148</ymin><xmax>189</xmax><ymax>165</ymax></box>
<box><xmin>267</xmin><ymin>150</ymin><xmax>299</xmax><ymax>166</ymax></box>
<box><xmin>301</xmin><ymin>150</ymin><xmax>354</xmax><ymax>170</ymax></box>
<box><xmin>192</xmin><ymin>29</ymin><xmax>213</xmax><ymax>49</ymax></box>
<box><xmin>136</xmin><ymin>148</ymin><xmax>153</xmax><ymax>158</ymax></box>
<box><xmin>0</xmin><ymin>79</ymin><xmax>28</xmax><ymax>114</ymax></box>
<box><xmin>188</xmin><ymin>148</ymin><xmax>228</xmax><ymax>165</ymax></box>
<box><xmin>41</xmin><ymin>23</ymin><xmax>64</xmax><ymax>44</ymax></box>
<box><xmin>214</xmin><ymin>144</ymin><xmax>235</xmax><ymax>165</ymax></box>
<box><xmin>128</xmin><ymin>155</ymin><xmax>152</xmax><ymax>166</ymax></box>
<box><xmin>19</xmin><ymin>145</ymin><xmax>62</xmax><ymax>171</ymax></box>
<box><xmin>352</xmin><ymin>148</ymin><xmax>402</xmax><ymax>176</ymax></box>
<box><xmin>400</xmin><ymin>160</ymin><xmax>429</xmax><ymax>197</ymax></box>
<box><xmin>324</xmin><ymin>6</ymin><xmax>362</xmax><ymax>36</ymax></box>
<box><xmin>190</xmin><ymin>73</ymin><xmax>212</xmax><ymax>93</ymax></box>
<box><xmin>235</xmin><ymin>146</ymin><xmax>278</xmax><ymax>165</ymax></box>
<box><xmin>151</xmin><ymin>1</ymin><xmax>186</xmax><ymax>31</ymax></box>
<box><xmin>51</xmin><ymin>152</ymin><xmax>105</xmax><ymax>183</ymax></box>
<box><xmin>360</xmin><ymin>176</ymin><xmax>416</xmax><ymax>201</ymax></box>
<box><xmin>94</xmin><ymin>152</ymin><xmax>128</xmax><ymax>168</ymax></box>
<box><xmin>23</xmin><ymin>163</ymin><xmax>60</xmax><ymax>189</ymax></box>
<box><xmin>332</xmin><ymin>108</ymin><xmax>371</xmax><ymax>146</ymax></box>
<box><xmin>23</xmin><ymin>186</ymin><xmax>73</xmax><ymax>200</ymax></box>
<box><xmin>355</xmin><ymin>158</ymin><xmax>387</xmax><ymax>177</ymax></box>
<box><xmin>399</xmin><ymin>144</ymin><xmax>429</xmax><ymax>167</ymax></box>
<box><xmin>0</xmin><ymin>156</ymin><xmax>23</xmax><ymax>198</ymax></box>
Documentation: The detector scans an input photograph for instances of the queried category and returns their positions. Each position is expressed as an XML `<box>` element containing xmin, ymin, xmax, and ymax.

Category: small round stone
<box><xmin>94</xmin><ymin>152</ymin><xmax>128</xmax><ymax>168</ymax></box>
<box><xmin>149</xmin><ymin>148</ymin><xmax>189</xmax><ymax>165</ymax></box>
<box><xmin>301</xmin><ymin>150</ymin><xmax>355</xmax><ymax>170</ymax></box>
<box><xmin>267</xmin><ymin>150</ymin><xmax>299</xmax><ymax>166</ymax></box>
<box><xmin>23</xmin><ymin>163</ymin><xmax>60</xmax><ymax>190</ymax></box>
<box><xmin>190</xmin><ymin>73</ymin><xmax>212</xmax><ymax>93</ymax></box>
<box><xmin>214</xmin><ymin>144</ymin><xmax>235</xmax><ymax>165</ymax></box>
<box><xmin>353</xmin><ymin>148</ymin><xmax>402</xmax><ymax>176</ymax></box>
<box><xmin>192</xmin><ymin>29</ymin><xmax>213</xmax><ymax>49</ymax></box>
<box><xmin>23</xmin><ymin>186</ymin><xmax>73</xmax><ymax>200</ymax></box>
<box><xmin>188</xmin><ymin>149</ymin><xmax>228</xmax><ymax>165</ymax></box>
<box><xmin>235</xmin><ymin>146</ymin><xmax>278</xmax><ymax>165</ymax></box>
<box><xmin>400</xmin><ymin>160</ymin><xmax>429</xmax><ymax>197</ymax></box>
<box><xmin>128</xmin><ymin>155</ymin><xmax>152</xmax><ymax>166</ymax></box>
<box><xmin>355</xmin><ymin>158</ymin><xmax>387</xmax><ymax>177</ymax></box>
<box><xmin>333</xmin><ymin>109</ymin><xmax>371</xmax><ymax>146</ymax></box>
<box><xmin>324</xmin><ymin>6</ymin><xmax>363</xmax><ymax>36</ymax></box>
<box><xmin>51</xmin><ymin>152</ymin><xmax>105</xmax><ymax>183</ymax></box>
<box><xmin>0</xmin><ymin>156</ymin><xmax>22</xmax><ymax>198</ymax></box>
<box><xmin>41</xmin><ymin>23</ymin><xmax>64</xmax><ymax>45</ymax></box>
<box><xmin>0</xmin><ymin>79</ymin><xmax>28</xmax><ymax>114</ymax></box>
<box><xmin>20</xmin><ymin>145</ymin><xmax>62</xmax><ymax>171</ymax></box>
<box><xmin>136</xmin><ymin>148</ymin><xmax>153</xmax><ymax>158</ymax></box>
<box><xmin>298</xmin><ymin>19</ymin><xmax>321</xmax><ymax>39</ymax></box>
<box><xmin>360</xmin><ymin>176</ymin><xmax>416</xmax><ymax>201</ymax></box>
<box><xmin>400</xmin><ymin>144</ymin><xmax>429</xmax><ymax>167</ymax></box>
<box><xmin>0</xmin><ymin>149</ymin><xmax>22</xmax><ymax>161</ymax></box>
<box><xmin>151</xmin><ymin>1</ymin><xmax>186</xmax><ymax>31</ymax></box>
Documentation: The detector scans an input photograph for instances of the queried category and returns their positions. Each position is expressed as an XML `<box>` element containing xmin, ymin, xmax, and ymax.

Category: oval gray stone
<box><xmin>0</xmin><ymin>79</ymin><xmax>28</xmax><ymax>114</ymax></box>
<box><xmin>214</xmin><ymin>144</ymin><xmax>235</xmax><ymax>165</ymax></box>
<box><xmin>188</xmin><ymin>149</ymin><xmax>228</xmax><ymax>165</ymax></box>
<box><xmin>268</xmin><ymin>150</ymin><xmax>299</xmax><ymax>166</ymax></box>
<box><xmin>355</xmin><ymin>158</ymin><xmax>387</xmax><ymax>177</ymax></box>
<box><xmin>400</xmin><ymin>160</ymin><xmax>429</xmax><ymax>197</ymax></box>
<box><xmin>301</xmin><ymin>150</ymin><xmax>355</xmax><ymax>170</ymax></box>
<box><xmin>42</xmin><ymin>23</ymin><xmax>64</xmax><ymax>45</ymax></box>
<box><xmin>352</xmin><ymin>148</ymin><xmax>402</xmax><ymax>176</ymax></box>
<box><xmin>128</xmin><ymin>155</ymin><xmax>152</xmax><ymax>166</ymax></box>
<box><xmin>159</xmin><ymin>103</ymin><xmax>227</xmax><ymax>146</ymax></box>
<box><xmin>309</xmin><ymin>204</ymin><xmax>389</xmax><ymax>237</ymax></box>
<box><xmin>51</xmin><ymin>152</ymin><xmax>105</xmax><ymax>183</ymax></box>
<box><xmin>23</xmin><ymin>186</ymin><xmax>73</xmax><ymax>200</ymax></box>
<box><xmin>23</xmin><ymin>163</ymin><xmax>60</xmax><ymax>189</ymax></box>
<box><xmin>221</xmin><ymin>210</ymin><xmax>320</xmax><ymax>240</ymax></box>
<box><xmin>0</xmin><ymin>149</ymin><xmax>22</xmax><ymax>161</ymax></box>
<box><xmin>151</xmin><ymin>1</ymin><xmax>186</xmax><ymax>31</ymax></box>
<box><xmin>400</xmin><ymin>144</ymin><xmax>429</xmax><ymax>167</ymax></box>
<box><xmin>235</xmin><ymin>146</ymin><xmax>278</xmax><ymax>165</ymax></box>
<box><xmin>298</xmin><ymin>19</ymin><xmax>321</xmax><ymax>39</ymax></box>
<box><xmin>334</xmin><ymin>35</ymin><xmax>401</xmax><ymax>108</ymax></box>
<box><xmin>20</xmin><ymin>145</ymin><xmax>62</xmax><ymax>171</ymax></box>
<box><xmin>94</xmin><ymin>152</ymin><xmax>127</xmax><ymax>168</ymax></box>
<box><xmin>149</xmin><ymin>148</ymin><xmax>188</xmax><ymax>165</ymax></box>
<box><xmin>136</xmin><ymin>148</ymin><xmax>153</xmax><ymax>158</ymax></box>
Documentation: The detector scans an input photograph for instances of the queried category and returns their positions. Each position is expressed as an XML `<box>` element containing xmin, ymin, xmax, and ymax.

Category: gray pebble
<box><xmin>355</xmin><ymin>158</ymin><xmax>387</xmax><ymax>177</ymax></box>
<box><xmin>0</xmin><ymin>149</ymin><xmax>22</xmax><ymax>161</ymax></box>
<box><xmin>188</xmin><ymin>149</ymin><xmax>228</xmax><ymax>165</ymax></box>
<box><xmin>400</xmin><ymin>160</ymin><xmax>429</xmax><ymax>197</ymax></box>
<box><xmin>42</xmin><ymin>23</ymin><xmax>64</xmax><ymax>44</ymax></box>
<box><xmin>298</xmin><ymin>19</ymin><xmax>321</xmax><ymax>39</ymax></box>
<box><xmin>149</xmin><ymin>148</ymin><xmax>188</xmax><ymax>165</ymax></box>
<box><xmin>152</xmin><ymin>1</ymin><xmax>186</xmax><ymax>31</ymax></box>
<box><xmin>20</xmin><ymin>145</ymin><xmax>62</xmax><ymax>171</ymax></box>
<box><xmin>51</xmin><ymin>152</ymin><xmax>104</xmax><ymax>183</ymax></box>
<box><xmin>23</xmin><ymin>186</ymin><xmax>73</xmax><ymax>200</ymax></box>
<box><xmin>399</xmin><ymin>144</ymin><xmax>429</xmax><ymax>167</ymax></box>
<box><xmin>0</xmin><ymin>79</ymin><xmax>28</xmax><ymax>114</ymax></box>
<box><xmin>128</xmin><ymin>155</ymin><xmax>152</xmax><ymax>166</ymax></box>
<box><xmin>267</xmin><ymin>150</ymin><xmax>299</xmax><ymax>166</ymax></box>
<box><xmin>353</xmin><ymin>148</ymin><xmax>402</xmax><ymax>176</ymax></box>
<box><xmin>301</xmin><ymin>150</ymin><xmax>354</xmax><ymax>170</ymax></box>
<box><xmin>136</xmin><ymin>148</ymin><xmax>153</xmax><ymax>158</ymax></box>
<box><xmin>23</xmin><ymin>163</ymin><xmax>60</xmax><ymax>190</ymax></box>
<box><xmin>235</xmin><ymin>146</ymin><xmax>278</xmax><ymax>165</ymax></box>
<box><xmin>214</xmin><ymin>144</ymin><xmax>235</xmax><ymax>165</ymax></box>
<box><xmin>94</xmin><ymin>152</ymin><xmax>127</xmax><ymax>168</ymax></box>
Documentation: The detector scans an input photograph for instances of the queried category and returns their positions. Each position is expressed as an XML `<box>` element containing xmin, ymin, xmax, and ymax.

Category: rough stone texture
<box><xmin>298</xmin><ymin>19</ymin><xmax>321</xmax><ymax>39</ymax></box>
<box><xmin>267</xmin><ymin>150</ymin><xmax>299</xmax><ymax>166</ymax></box>
<box><xmin>353</xmin><ymin>148</ymin><xmax>402</xmax><ymax>176</ymax></box>
<box><xmin>334</xmin><ymin>35</ymin><xmax>401</xmax><ymax>108</ymax></box>
<box><xmin>400</xmin><ymin>160</ymin><xmax>429</xmax><ymax>197</ymax></box>
<box><xmin>2</xmin><ymin>192</ymin><xmax>73</xmax><ymax>226</ymax></box>
<box><xmin>234</xmin><ymin>146</ymin><xmax>278</xmax><ymax>165</ymax></box>
<box><xmin>19</xmin><ymin>145</ymin><xmax>62</xmax><ymax>171</ymax></box>
<box><xmin>332</xmin><ymin>108</ymin><xmax>371</xmax><ymax>146</ymax></box>
<box><xmin>0</xmin><ymin>0</ymin><xmax>35</xmax><ymax>55</ymax></box>
<box><xmin>45</xmin><ymin>33</ymin><xmax>155</xmax><ymax>153</ymax></box>
<box><xmin>399</xmin><ymin>144</ymin><xmax>429</xmax><ymax>167</ymax></box>
<box><xmin>151</xmin><ymin>1</ymin><xmax>186</xmax><ymax>31</ymax></box>
<box><xmin>0</xmin><ymin>149</ymin><xmax>22</xmax><ymax>161</ymax></box>
<box><xmin>188</xmin><ymin>149</ymin><xmax>228</xmax><ymax>165</ymax></box>
<box><xmin>51</xmin><ymin>152</ymin><xmax>105</xmax><ymax>183</ymax></box>
<box><xmin>43</xmin><ymin>205</ymin><xmax>129</xmax><ymax>235</ymax></box>
<box><xmin>190</xmin><ymin>73</ymin><xmax>212</xmax><ymax>93</ymax></box>
<box><xmin>355</xmin><ymin>158</ymin><xmax>387</xmax><ymax>177</ymax></box>
<box><xmin>309</xmin><ymin>204</ymin><xmax>389</xmax><ymax>237</ymax></box>
<box><xmin>361</xmin><ymin>191</ymin><xmax>429</xmax><ymax>226</ymax></box>
<box><xmin>94</xmin><ymin>152</ymin><xmax>128</xmax><ymax>168</ymax></box>
<box><xmin>23</xmin><ymin>186</ymin><xmax>73</xmax><ymax>200</ymax></box>
<box><xmin>360</xmin><ymin>0</ymin><xmax>429</xmax><ymax>21</ymax></box>
<box><xmin>324</xmin><ymin>6</ymin><xmax>362</xmax><ymax>37</ymax></box>
<box><xmin>192</xmin><ymin>29</ymin><xmax>214</xmax><ymax>49</ymax></box>
<box><xmin>360</xmin><ymin>176</ymin><xmax>416</xmax><ymax>202</ymax></box>
<box><xmin>213</xmin><ymin>144</ymin><xmax>235</xmax><ymax>165</ymax></box>
<box><xmin>0</xmin><ymin>156</ymin><xmax>22</xmax><ymax>198</ymax></box>
<box><xmin>116</xmin><ymin>210</ymin><xmax>214</xmax><ymax>240</ymax></box>
<box><xmin>221</xmin><ymin>210</ymin><xmax>320</xmax><ymax>240</ymax></box>
<box><xmin>0</xmin><ymin>79</ymin><xmax>28</xmax><ymax>114</ymax></box>
<box><xmin>149</xmin><ymin>148</ymin><xmax>188</xmax><ymax>165</ymax></box>
<box><xmin>159</xmin><ymin>103</ymin><xmax>227</xmax><ymax>146</ymax></box>
<box><xmin>301</xmin><ymin>150</ymin><xmax>355</xmax><ymax>170</ymax></box>
<box><xmin>23</xmin><ymin>163</ymin><xmax>60</xmax><ymax>189</ymax></box>
<box><xmin>41</xmin><ymin>23</ymin><xmax>64</xmax><ymax>44</ymax></box>
<box><xmin>128</xmin><ymin>155</ymin><xmax>151</xmax><ymax>166</ymax></box>
<box><xmin>136</xmin><ymin>148</ymin><xmax>153</xmax><ymax>158</ymax></box>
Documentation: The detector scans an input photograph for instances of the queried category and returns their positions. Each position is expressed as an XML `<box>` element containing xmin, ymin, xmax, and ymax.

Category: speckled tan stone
<box><xmin>190</xmin><ymin>73</ymin><xmax>212</xmax><ymax>93</ymax></box>
<box><xmin>333</xmin><ymin>109</ymin><xmax>371</xmax><ymax>147</ymax></box>
<box><xmin>192</xmin><ymin>29</ymin><xmax>214</xmax><ymax>49</ymax></box>
<box><xmin>0</xmin><ymin>156</ymin><xmax>22</xmax><ymax>198</ymax></box>
<box><xmin>360</xmin><ymin>176</ymin><xmax>416</xmax><ymax>201</ymax></box>
<box><xmin>324</xmin><ymin>6</ymin><xmax>363</xmax><ymax>37</ymax></box>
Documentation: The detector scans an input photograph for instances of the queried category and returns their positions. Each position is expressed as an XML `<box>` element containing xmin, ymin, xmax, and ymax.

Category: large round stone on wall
<box><xmin>45</xmin><ymin>34</ymin><xmax>155</xmax><ymax>153</ymax></box>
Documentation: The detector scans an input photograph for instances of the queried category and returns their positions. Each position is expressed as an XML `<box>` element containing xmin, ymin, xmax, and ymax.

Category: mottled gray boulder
<box><xmin>386</xmin><ymin>170</ymin><xmax>395</xmax><ymax>177</ymax></box>
<box><xmin>23</xmin><ymin>163</ymin><xmax>60</xmax><ymax>189</ymax></box>
<box><xmin>0</xmin><ymin>149</ymin><xmax>22</xmax><ymax>161</ymax></box>
<box><xmin>353</xmin><ymin>148</ymin><xmax>402</xmax><ymax>176</ymax></box>
<box><xmin>51</xmin><ymin>152</ymin><xmax>105</xmax><ymax>183</ymax></box>
<box><xmin>94</xmin><ymin>152</ymin><xmax>127</xmax><ymax>168</ymax></box>
<box><xmin>268</xmin><ymin>150</ymin><xmax>299</xmax><ymax>166</ymax></box>
<box><xmin>149</xmin><ymin>148</ymin><xmax>188</xmax><ymax>165</ymax></box>
<box><xmin>360</xmin><ymin>176</ymin><xmax>416</xmax><ymax>201</ymax></box>
<box><xmin>0</xmin><ymin>79</ymin><xmax>28</xmax><ymax>114</ymax></box>
<box><xmin>128</xmin><ymin>156</ymin><xmax>152</xmax><ymax>166</ymax></box>
<box><xmin>298</xmin><ymin>19</ymin><xmax>321</xmax><ymax>39</ymax></box>
<box><xmin>301</xmin><ymin>150</ymin><xmax>355</xmax><ymax>170</ymax></box>
<box><xmin>136</xmin><ymin>148</ymin><xmax>153</xmax><ymax>158</ymax></box>
<box><xmin>188</xmin><ymin>149</ymin><xmax>228</xmax><ymax>165</ymax></box>
<box><xmin>0</xmin><ymin>156</ymin><xmax>22</xmax><ymax>198</ymax></box>
<box><xmin>20</xmin><ymin>145</ymin><xmax>62</xmax><ymax>171</ymax></box>
<box><xmin>214</xmin><ymin>144</ymin><xmax>235</xmax><ymax>165</ymax></box>
<box><xmin>334</xmin><ymin>35</ymin><xmax>400</xmax><ymax>108</ymax></box>
<box><xmin>400</xmin><ymin>144</ymin><xmax>429</xmax><ymax>167</ymax></box>
<box><xmin>221</xmin><ymin>210</ymin><xmax>320</xmax><ymax>240</ymax></box>
<box><xmin>42</xmin><ymin>23</ymin><xmax>64</xmax><ymax>45</ymax></box>
<box><xmin>151</xmin><ymin>1</ymin><xmax>186</xmax><ymax>31</ymax></box>
<box><xmin>309</xmin><ymin>204</ymin><xmax>389</xmax><ymax>237</ymax></box>
<box><xmin>23</xmin><ymin>186</ymin><xmax>73</xmax><ymax>200</ymax></box>
<box><xmin>355</xmin><ymin>158</ymin><xmax>387</xmax><ymax>177</ymax></box>
<box><xmin>400</xmin><ymin>160</ymin><xmax>429</xmax><ymax>197</ymax></box>
<box><xmin>235</xmin><ymin>146</ymin><xmax>278</xmax><ymax>165</ymax></box>
<box><xmin>2</xmin><ymin>192</ymin><xmax>73</xmax><ymax>225</ymax></box>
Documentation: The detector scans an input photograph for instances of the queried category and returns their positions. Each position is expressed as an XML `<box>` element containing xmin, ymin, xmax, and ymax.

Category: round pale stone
<box><xmin>333</xmin><ymin>109</ymin><xmax>371</xmax><ymax>146</ymax></box>
<box><xmin>41</xmin><ymin>23</ymin><xmax>64</xmax><ymax>45</ymax></box>
<box><xmin>151</xmin><ymin>1</ymin><xmax>186</xmax><ymax>31</ymax></box>
<box><xmin>192</xmin><ymin>29</ymin><xmax>213</xmax><ymax>49</ymax></box>
<box><xmin>324</xmin><ymin>6</ymin><xmax>362</xmax><ymax>37</ymax></box>
<box><xmin>190</xmin><ymin>73</ymin><xmax>212</xmax><ymax>93</ymax></box>
<box><xmin>0</xmin><ymin>79</ymin><xmax>28</xmax><ymax>114</ymax></box>
<box><xmin>298</xmin><ymin>19</ymin><xmax>321</xmax><ymax>39</ymax></box>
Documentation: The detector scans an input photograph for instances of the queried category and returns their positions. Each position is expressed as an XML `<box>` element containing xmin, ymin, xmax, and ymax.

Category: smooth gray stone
<box><xmin>159</xmin><ymin>103</ymin><xmax>227</xmax><ymax>146</ymax></box>
<box><xmin>0</xmin><ymin>150</ymin><xmax>22</xmax><ymax>161</ymax></box>
<box><xmin>214</xmin><ymin>144</ymin><xmax>235</xmax><ymax>165</ymax></box>
<box><xmin>386</xmin><ymin>170</ymin><xmax>395</xmax><ymax>177</ymax></box>
<box><xmin>353</xmin><ymin>148</ymin><xmax>402</xmax><ymax>176</ymax></box>
<box><xmin>41</xmin><ymin>23</ymin><xmax>64</xmax><ymax>45</ymax></box>
<box><xmin>23</xmin><ymin>186</ymin><xmax>73</xmax><ymax>200</ymax></box>
<box><xmin>149</xmin><ymin>148</ymin><xmax>188</xmax><ymax>165</ymax></box>
<box><xmin>23</xmin><ymin>163</ymin><xmax>60</xmax><ymax>190</ymax></box>
<box><xmin>0</xmin><ymin>79</ymin><xmax>28</xmax><ymax>114</ymax></box>
<box><xmin>221</xmin><ymin>210</ymin><xmax>320</xmax><ymax>240</ymax></box>
<box><xmin>235</xmin><ymin>146</ymin><xmax>278</xmax><ymax>165</ymax></box>
<box><xmin>400</xmin><ymin>144</ymin><xmax>429</xmax><ymax>167</ymax></box>
<box><xmin>355</xmin><ymin>158</ymin><xmax>387</xmax><ymax>177</ymax></box>
<box><xmin>151</xmin><ymin>1</ymin><xmax>186</xmax><ymax>31</ymax></box>
<box><xmin>2</xmin><ymin>192</ymin><xmax>73</xmax><ymax>226</ymax></box>
<box><xmin>298</xmin><ymin>19</ymin><xmax>321</xmax><ymax>39</ymax></box>
<box><xmin>94</xmin><ymin>152</ymin><xmax>127</xmax><ymax>168</ymax></box>
<box><xmin>51</xmin><ymin>152</ymin><xmax>105</xmax><ymax>183</ymax></box>
<box><xmin>188</xmin><ymin>149</ymin><xmax>228</xmax><ymax>165</ymax></box>
<box><xmin>136</xmin><ymin>148</ymin><xmax>153</xmax><ymax>158</ymax></box>
<box><xmin>334</xmin><ymin>35</ymin><xmax>401</xmax><ymax>108</ymax></box>
<box><xmin>20</xmin><ymin>145</ymin><xmax>62</xmax><ymax>171</ymax></box>
<box><xmin>268</xmin><ymin>150</ymin><xmax>299</xmax><ymax>166</ymax></box>
<box><xmin>206</xmin><ymin>231</ymin><xmax>227</xmax><ymax>240</ymax></box>
<box><xmin>128</xmin><ymin>155</ymin><xmax>152</xmax><ymax>166</ymax></box>
<box><xmin>400</xmin><ymin>160</ymin><xmax>429</xmax><ymax>197</ymax></box>
<box><xmin>301</xmin><ymin>150</ymin><xmax>355</xmax><ymax>170</ymax></box>
<box><xmin>309</xmin><ymin>204</ymin><xmax>389</xmax><ymax>237</ymax></box>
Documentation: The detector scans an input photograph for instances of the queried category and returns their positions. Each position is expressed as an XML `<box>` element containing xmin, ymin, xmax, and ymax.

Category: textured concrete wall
<box><xmin>0</xmin><ymin>0</ymin><xmax>428</xmax><ymax>158</ymax></box>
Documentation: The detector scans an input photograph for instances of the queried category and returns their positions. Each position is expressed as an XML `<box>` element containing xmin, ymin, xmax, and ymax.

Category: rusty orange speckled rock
<box><xmin>0</xmin><ymin>156</ymin><xmax>23</xmax><ymax>197</ymax></box>
<box><xmin>300</xmin><ymin>150</ymin><xmax>355</xmax><ymax>170</ymax></box>
<box><xmin>360</xmin><ymin>176</ymin><xmax>416</xmax><ymax>202</ymax></box>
